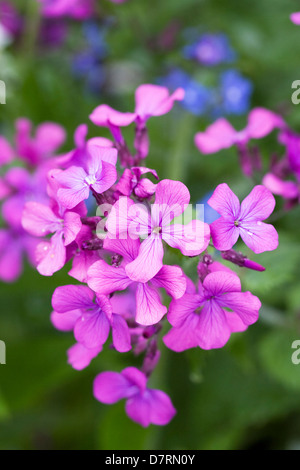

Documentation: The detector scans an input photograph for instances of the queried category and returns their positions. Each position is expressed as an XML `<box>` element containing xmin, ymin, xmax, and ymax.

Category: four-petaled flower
<box><xmin>52</xmin><ymin>284</ymin><xmax>131</xmax><ymax>353</ymax></box>
<box><xmin>106</xmin><ymin>179</ymin><xmax>210</xmax><ymax>283</ymax></box>
<box><xmin>208</xmin><ymin>183</ymin><xmax>278</xmax><ymax>254</ymax></box>
<box><xmin>164</xmin><ymin>270</ymin><xmax>261</xmax><ymax>351</ymax></box>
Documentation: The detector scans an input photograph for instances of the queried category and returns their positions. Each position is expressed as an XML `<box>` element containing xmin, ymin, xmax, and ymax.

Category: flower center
<box><xmin>152</xmin><ymin>226</ymin><xmax>162</xmax><ymax>234</ymax></box>
<box><xmin>195</xmin><ymin>306</ymin><xmax>204</xmax><ymax>314</ymax></box>
<box><xmin>234</xmin><ymin>220</ymin><xmax>240</xmax><ymax>227</ymax></box>
<box><xmin>85</xmin><ymin>174</ymin><xmax>97</xmax><ymax>186</ymax></box>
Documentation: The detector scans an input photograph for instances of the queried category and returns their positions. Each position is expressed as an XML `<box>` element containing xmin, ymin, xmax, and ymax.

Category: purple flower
<box><xmin>291</xmin><ymin>12</ymin><xmax>300</xmax><ymax>25</ymax></box>
<box><xmin>106</xmin><ymin>179</ymin><xmax>211</xmax><ymax>283</ymax></box>
<box><xmin>0</xmin><ymin>135</ymin><xmax>15</xmax><ymax>165</ymax></box>
<box><xmin>90</xmin><ymin>84</ymin><xmax>184</xmax><ymax>129</ymax></box>
<box><xmin>115</xmin><ymin>166</ymin><xmax>158</xmax><ymax>199</ymax></box>
<box><xmin>54</xmin><ymin>145</ymin><xmax>117</xmax><ymax>209</ymax></box>
<box><xmin>90</xmin><ymin>84</ymin><xmax>184</xmax><ymax>158</ymax></box>
<box><xmin>218</xmin><ymin>69</ymin><xmax>253</xmax><ymax>115</ymax></box>
<box><xmin>164</xmin><ymin>270</ymin><xmax>261</xmax><ymax>351</ymax></box>
<box><xmin>39</xmin><ymin>0</ymin><xmax>95</xmax><ymax>20</ymax></box>
<box><xmin>87</xmin><ymin>237</ymin><xmax>186</xmax><ymax>326</ymax></box>
<box><xmin>51</xmin><ymin>284</ymin><xmax>131</xmax><ymax>352</ymax></box>
<box><xmin>208</xmin><ymin>183</ymin><xmax>278</xmax><ymax>254</ymax></box>
<box><xmin>263</xmin><ymin>173</ymin><xmax>299</xmax><ymax>201</ymax></box>
<box><xmin>15</xmin><ymin>118</ymin><xmax>66</xmax><ymax>166</ymax></box>
<box><xmin>183</xmin><ymin>33</ymin><xmax>236</xmax><ymax>66</ymax></box>
<box><xmin>0</xmin><ymin>226</ymin><xmax>38</xmax><ymax>282</ymax></box>
<box><xmin>0</xmin><ymin>1</ymin><xmax>22</xmax><ymax>37</ymax></box>
<box><xmin>195</xmin><ymin>108</ymin><xmax>284</xmax><ymax>154</ymax></box>
<box><xmin>93</xmin><ymin>367</ymin><xmax>176</xmax><ymax>427</ymax></box>
<box><xmin>22</xmin><ymin>199</ymin><xmax>85</xmax><ymax>276</ymax></box>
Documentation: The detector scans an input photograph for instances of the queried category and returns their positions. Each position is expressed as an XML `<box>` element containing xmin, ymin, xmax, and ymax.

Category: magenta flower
<box><xmin>51</xmin><ymin>285</ymin><xmax>131</xmax><ymax>352</ymax></box>
<box><xmin>0</xmin><ymin>136</ymin><xmax>14</xmax><ymax>165</ymax></box>
<box><xmin>55</xmin><ymin>123</ymin><xmax>113</xmax><ymax>169</ymax></box>
<box><xmin>164</xmin><ymin>271</ymin><xmax>261</xmax><ymax>351</ymax></box>
<box><xmin>67</xmin><ymin>343</ymin><xmax>103</xmax><ymax>370</ymax></box>
<box><xmin>15</xmin><ymin>118</ymin><xmax>66</xmax><ymax>166</ymax></box>
<box><xmin>93</xmin><ymin>367</ymin><xmax>176</xmax><ymax>427</ymax></box>
<box><xmin>22</xmin><ymin>199</ymin><xmax>85</xmax><ymax>275</ymax></box>
<box><xmin>87</xmin><ymin>237</ymin><xmax>186</xmax><ymax>325</ymax></box>
<box><xmin>291</xmin><ymin>12</ymin><xmax>300</xmax><ymax>25</ymax></box>
<box><xmin>106</xmin><ymin>179</ymin><xmax>210</xmax><ymax>282</ymax></box>
<box><xmin>0</xmin><ymin>1</ymin><xmax>22</xmax><ymax>36</ymax></box>
<box><xmin>0</xmin><ymin>226</ymin><xmax>38</xmax><ymax>282</ymax></box>
<box><xmin>194</xmin><ymin>108</ymin><xmax>284</xmax><ymax>154</ymax></box>
<box><xmin>115</xmin><ymin>166</ymin><xmax>158</xmax><ymax>199</ymax></box>
<box><xmin>54</xmin><ymin>145</ymin><xmax>117</xmax><ymax>209</ymax></box>
<box><xmin>263</xmin><ymin>173</ymin><xmax>299</xmax><ymax>201</ymax></box>
<box><xmin>68</xmin><ymin>225</ymin><xmax>104</xmax><ymax>283</ymax></box>
<box><xmin>38</xmin><ymin>0</ymin><xmax>95</xmax><ymax>20</ymax></box>
<box><xmin>51</xmin><ymin>309</ymin><xmax>103</xmax><ymax>370</ymax></box>
<box><xmin>90</xmin><ymin>84</ymin><xmax>184</xmax><ymax>130</ymax></box>
<box><xmin>90</xmin><ymin>84</ymin><xmax>184</xmax><ymax>158</ymax></box>
<box><xmin>208</xmin><ymin>183</ymin><xmax>278</xmax><ymax>254</ymax></box>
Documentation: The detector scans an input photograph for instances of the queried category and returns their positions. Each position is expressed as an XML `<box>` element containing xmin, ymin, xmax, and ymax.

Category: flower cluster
<box><xmin>195</xmin><ymin>107</ymin><xmax>300</xmax><ymax>209</ymax></box>
<box><xmin>19</xmin><ymin>84</ymin><xmax>279</xmax><ymax>427</ymax></box>
<box><xmin>159</xmin><ymin>33</ymin><xmax>253</xmax><ymax>117</ymax></box>
<box><xmin>0</xmin><ymin>119</ymin><xmax>66</xmax><ymax>281</ymax></box>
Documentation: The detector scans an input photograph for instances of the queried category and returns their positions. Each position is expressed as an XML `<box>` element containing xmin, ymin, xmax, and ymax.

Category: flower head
<box><xmin>208</xmin><ymin>183</ymin><xmax>278</xmax><ymax>254</ymax></box>
<box><xmin>164</xmin><ymin>270</ymin><xmax>261</xmax><ymax>351</ymax></box>
<box><xmin>93</xmin><ymin>367</ymin><xmax>176</xmax><ymax>427</ymax></box>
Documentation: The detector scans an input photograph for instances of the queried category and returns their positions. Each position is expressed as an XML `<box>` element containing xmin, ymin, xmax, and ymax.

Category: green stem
<box><xmin>168</xmin><ymin>112</ymin><xmax>194</xmax><ymax>182</ymax></box>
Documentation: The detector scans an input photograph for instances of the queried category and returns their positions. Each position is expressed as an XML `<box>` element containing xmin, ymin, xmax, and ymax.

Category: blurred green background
<box><xmin>1</xmin><ymin>0</ymin><xmax>300</xmax><ymax>450</ymax></box>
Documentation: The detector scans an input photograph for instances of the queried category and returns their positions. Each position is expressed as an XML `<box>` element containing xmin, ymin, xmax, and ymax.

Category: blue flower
<box><xmin>158</xmin><ymin>69</ymin><xmax>213</xmax><ymax>116</ymax></box>
<box><xmin>218</xmin><ymin>69</ymin><xmax>253</xmax><ymax>115</ymax></box>
<box><xmin>183</xmin><ymin>33</ymin><xmax>236</xmax><ymax>66</ymax></box>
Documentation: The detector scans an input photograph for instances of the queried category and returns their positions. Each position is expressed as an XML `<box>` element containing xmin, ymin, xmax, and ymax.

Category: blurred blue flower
<box><xmin>72</xmin><ymin>21</ymin><xmax>109</xmax><ymax>94</ymax></box>
<box><xmin>183</xmin><ymin>33</ymin><xmax>236</xmax><ymax>66</ymax></box>
<box><xmin>218</xmin><ymin>69</ymin><xmax>253</xmax><ymax>115</ymax></box>
<box><xmin>158</xmin><ymin>69</ymin><xmax>213</xmax><ymax>116</ymax></box>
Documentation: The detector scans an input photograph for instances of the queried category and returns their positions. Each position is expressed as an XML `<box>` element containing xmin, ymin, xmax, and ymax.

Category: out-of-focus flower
<box><xmin>93</xmin><ymin>367</ymin><xmax>176</xmax><ymax>427</ymax></box>
<box><xmin>195</xmin><ymin>108</ymin><xmax>284</xmax><ymax>154</ymax></box>
<box><xmin>0</xmin><ymin>1</ymin><xmax>22</xmax><ymax>37</ymax></box>
<box><xmin>291</xmin><ymin>12</ymin><xmax>300</xmax><ymax>25</ymax></box>
<box><xmin>183</xmin><ymin>33</ymin><xmax>236</xmax><ymax>66</ymax></box>
<box><xmin>216</xmin><ymin>69</ymin><xmax>253</xmax><ymax>115</ymax></box>
<box><xmin>159</xmin><ymin>69</ymin><xmax>212</xmax><ymax>116</ymax></box>
<box><xmin>38</xmin><ymin>0</ymin><xmax>95</xmax><ymax>20</ymax></box>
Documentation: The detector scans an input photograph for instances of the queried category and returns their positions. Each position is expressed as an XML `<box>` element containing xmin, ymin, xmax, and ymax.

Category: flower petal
<box><xmin>196</xmin><ymin>301</ymin><xmax>231</xmax><ymax>350</ymax></box>
<box><xmin>239</xmin><ymin>221</ymin><xmax>279</xmax><ymax>254</ymax></box>
<box><xmin>94</xmin><ymin>371</ymin><xmax>138</xmax><ymax>404</ymax></box>
<box><xmin>125</xmin><ymin>236</ymin><xmax>164</xmax><ymax>283</ymax></box>
<box><xmin>22</xmin><ymin>202</ymin><xmax>60</xmax><ymax>237</ymax></box>
<box><xmin>111</xmin><ymin>314</ymin><xmax>131</xmax><ymax>353</ymax></box>
<box><xmin>52</xmin><ymin>284</ymin><xmax>95</xmax><ymax>313</ymax></box>
<box><xmin>67</xmin><ymin>343</ymin><xmax>102</xmax><ymax>371</ymax></box>
<box><xmin>163</xmin><ymin>220</ymin><xmax>210</xmax><ymax>256</ymax></box>
<box><xmin>220</xmin><ymin>291</ymin><xmax>261</xmax><ymax>325</ymax></box>
<box><xmin>194</xmin><ymin>118</ymin><xmax>237</xmax><ymax>154</ymax></box>
<box><xmin>89</xmin><ymin>104</ymin><xmax>136</xmax><ymax>127</ymax></box>
<box><xmin>74</xmin><ymin>310</ymin><xmax>110</xmax><ymax>349</ymax></box>
<box><xmin>152</xmin><ymin>265</ymin><xmax>186</xmax><ymax>299</ymax></box>
<box><xmin>87</xmin><ymin>260</ymin><xmax>132</xmax><ymax>295</ymax></box>
<box><xmin>210</xmin><ymin>217</ymin><xmax>240</xmax><ymax>251</ymax></box>
<box><xmin>207</xmin><ymin>183</ymin><xmax>240</xmax><ymax>219</ymax></box>
<box><xmin>240</xmin><ymin>185</ymin><xmax>276</xmax><ymax>222</ymax></box>
<box><xmin>135</xmin><ymin>282</ymin><xmax>167</xmax><ymax>326</ymax></box>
